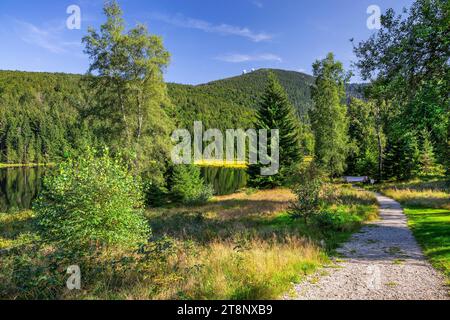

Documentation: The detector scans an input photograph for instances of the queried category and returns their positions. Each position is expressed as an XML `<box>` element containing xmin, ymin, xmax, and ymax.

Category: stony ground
<box><xmin>288</xmin><ymin>193</ymin><xmax>449</xmax><ymax>300</ymax></box>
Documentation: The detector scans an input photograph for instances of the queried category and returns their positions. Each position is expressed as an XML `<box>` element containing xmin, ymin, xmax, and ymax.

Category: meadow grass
<box><xmin>0</xmin><ymin>185</ymin><xmax>378</xmax><ymax>300</ymax></box>
<box><xmin>0</xmin><ymin>211</ymin><xmax>37</xmax><ymax>250</ymax></box>
<box><xmin>404</xmin><ymin>208</ymin><xmax>450</xmax><ymax>280</ymax></box>
<box><xmin>383</xmin><ymin>185</ymin><xmax>449</xmax><ymax>210</ymax></box>
<box><xmin>381</xmin><ymin>180</ymin><xmax>450</xmax><ymax>283</ymax></box>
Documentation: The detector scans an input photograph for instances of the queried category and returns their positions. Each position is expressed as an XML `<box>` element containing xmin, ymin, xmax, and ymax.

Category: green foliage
<box><xmin>0</xmin><ymin>236</ymin><xmax>180</xmax><ymax>300</ymax></box>
<box><xmin>315</xmin><ymin>209</ymin><xmax>361</xmax><ymax>232</ymax></box>
<box><xmin>289</xmin><ymin>164</ymin><xmax>323</xmax><ymax>224</ymax></box>
<box><xmin>171</xmin><ymin>165</ymin><xmax>213</xmax><ymax>205</ymax></box>
<box><xmin>1</xmin><ymin>185</ymin><xmax>378</xmax><ymax>300</ymax></box>
<box><xmin>167</xmin><ymin>69</ymin><xmax>317</xmax><ymax>134</ymax></box>
<box><xmin>384</xmin><ymin>131</ymin><xmax>421</xmax><ymax>180</ymax></box>
<box><xmin>250</xmin><ymin>72</ymin><xmax>303</xmax><ymax>188</ymax></box>
<box><xmin>144</xmin><ymin>182</ymin><xmax>169</xmax><ymax>208</ymax></box>
<box><xmin>0</xmin><ymin>67</ymin><xmax>363</xmax><ymax>168</ymax></box>
<box><xmin>33</xmin><ymin>148</ymin><xmax>150</xmax><ymax>252</ymax></box>
<box><xmin>310</xmin><ymin>53</ymin><xmax>350</xmax><ymax>178</ymax></box>
<box><xmin>418</xmin><ymin>129</ymin><xmax>443</xmax><ymax>177</ymax></box>
<box><xmin>82</xmin><ymin>0</ymin><xmax>173</xmax><ymax>184</ymax></box>
<box><xmin>354</xmin><ymin>0</ymin><xmax>449</xmax><ymax>179</ymax></box>
<box><xmin>205</xmin><ymin>69</ymin><xmax>315</xmax><ymax>116</ymax></box>
<box><xmin>346</xmin><ymin>98</ymin><xmax>385</xmax><ymax>176</ymax></box>
<box><xmin>0</xmin><ymin>71</ymin><xmax>89</xmax><ymax>164</ymax></box>
<box><xmin>171</xmin><ymin>69</ymin><xmax>359</xmax><ymax>130</ymax></box>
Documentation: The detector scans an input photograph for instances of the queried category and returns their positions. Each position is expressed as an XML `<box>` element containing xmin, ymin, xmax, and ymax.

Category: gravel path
<box><xmin>289</xmin><ymin>193</ymin><xmax>449</xmax><ymax>300</ymax></box>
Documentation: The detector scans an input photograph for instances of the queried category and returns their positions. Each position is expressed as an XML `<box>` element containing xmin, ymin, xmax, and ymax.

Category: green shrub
<box><xmin>314</xmin><ymin>209</ymin><xmax>361</xmax><ymax>232</ymax></box>
<box><xmin>289</xmin><ymin>164</ymin><xmax>324</xmax><ymax>224</ymax></box>
<box><xmin>144</xmin><ymin>181</ymin><xmax>169</xmax><ymax>207</ymax></box>
<box><xmin>170</xmin><ymin>165</ymin><xmax>213</xmax><ymax>205</ymax></box>
<box><xmin>33</xmin><ymin>148</ymin><xmax>150</xmax><ymax>253</ymax></box>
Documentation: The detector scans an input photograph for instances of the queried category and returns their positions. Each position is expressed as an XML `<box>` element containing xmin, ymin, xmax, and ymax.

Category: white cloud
<box><xmin>150</xmin><ymin>13</ymin><xmax>272</xmax><ymax>42</ymax></box>
<box><xmin>216</xmin><ymin>53</ymin><xmax>282</xmax><ymax>63</ymax></box>
<box><xmin>14</xmin><ymin>20</ymin><xmax>81</xmax><ymax>54</ymax></box>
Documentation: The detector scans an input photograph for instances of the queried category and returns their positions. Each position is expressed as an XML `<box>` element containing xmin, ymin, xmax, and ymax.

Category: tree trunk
<box><xmin>116</xmin><ymin>82</ymin><xmax>131</xmax><ymax>146</ymax></box>
<box><xmin>136</xmin><ymin>94</ymin><xmax>143</xmax><ymax>141</ymax></box>
<box><xmin>375</xmin><ymin>103</ymin><xmax>383</xmax><ymax>183</ymax></box>
<box><xmin>377</xmin><ymin>130</ymin><xmax>383</xmax><ymax>182</ymax></box>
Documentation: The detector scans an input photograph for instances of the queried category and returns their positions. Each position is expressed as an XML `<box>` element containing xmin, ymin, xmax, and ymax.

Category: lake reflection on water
<box><xmin>201</xmin><ymin>166</ymin><xmax>248</xmax><ymax>196</ymax></box>
<box><xmin>0</xmin><ymin>165</ymin><xmax>248</xmax><ymax>212</ymax></box>
<box><xmin>0</xmin><ymin>167</ymin><xmax>46</xmax><ymax>212</ymax></box>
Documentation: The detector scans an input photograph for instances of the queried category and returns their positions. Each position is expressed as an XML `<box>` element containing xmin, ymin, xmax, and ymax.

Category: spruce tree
<box><xmin>250</xmin><ymin>72</ymin><xmax>303</xmax><ymax>187</ymax></box>
<box><xmin>419</xmin><ymin>129</ymin><xmax>438</xmax><ymax>176</ymax></box>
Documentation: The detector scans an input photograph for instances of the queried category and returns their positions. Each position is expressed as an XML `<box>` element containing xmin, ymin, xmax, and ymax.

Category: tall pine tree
<box><xmin>250</xmin><ymin>72</ymin><xmax>303</xmax><ymax>188</ymax></box>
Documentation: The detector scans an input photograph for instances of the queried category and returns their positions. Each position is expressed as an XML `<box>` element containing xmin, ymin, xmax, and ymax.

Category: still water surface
<box><xmin>0</xmin><ymin>166</ymin><xmax>248</xmax><ymax>212</ymax></box>
<box><xmin>0</xmin><ymin>167</ymin><xmax>46</xmax><ymax>212</ymax></box>
<box><xmin>201</xmin><ymin>166</ymin><xmax>248</xmax><ymax>196</ymax></box>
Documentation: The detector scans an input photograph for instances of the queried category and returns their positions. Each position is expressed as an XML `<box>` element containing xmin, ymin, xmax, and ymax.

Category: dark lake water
<box><xmin>0</xmin><ymin>166</ymin><xmax>248</xmax><ymax>212</ymax></box>
<box><xmin>0</xmin><ymin>167</ymin><xmax>46</xmax><ymax>212</ymax></box>
<box><xmin>201</xmin><ymin>166</ymin><xmax>248</xmax><ymax>196</ymax></box>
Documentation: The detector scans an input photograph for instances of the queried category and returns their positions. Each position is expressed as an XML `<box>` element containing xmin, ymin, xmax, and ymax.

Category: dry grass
<box><xmin>131</xmin><ymin>237</ymin><xmax>324</xmax><ymax>300</ymax></box>
<box><xmin>62</xmin><ymin>236</ymin><xmax>323</xmax><ymax>300</ymax></box>
<box><xmin>149</xmin><ymin>188</ymin><xmax>295</xmax><ymax>220</ymax></box>
<box><xmin>182</xmin><ymin>237</ymin><xmax>323</xmax><ymax>300</ymax></box>
<box><xmin>383</xmin><ymin>188</ymin><xmax>449</xmax><ymax>209</ymax></box>
<box><xmin>382</xmin><ymin>180</ymin><xmax>449</xmax><ymax>210</ymax></box>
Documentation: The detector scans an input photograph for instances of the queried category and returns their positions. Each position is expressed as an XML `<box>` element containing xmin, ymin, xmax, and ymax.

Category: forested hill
<box><xmin>0</xmin><ymin>71</ymin><xmax>87</xmax><ymax>163</ymax></box>
<box><xmin>0</xmin><ymin>69</ymin><xmax>362</xmax><ymax>163</ymax></box>
<box><xmin>168</xmin><ymin>69</ymin><xmax>316</xmax><ymax>130</ymax></box>
<box><xmin>168</xmin><ymin>69</ymin><xmax>364</xmax><ymax>129</ymax></box>
<box><xmin>202</xmin><ymin>69</ymin><xmax>315</xmax><ymax>116</ymax></box>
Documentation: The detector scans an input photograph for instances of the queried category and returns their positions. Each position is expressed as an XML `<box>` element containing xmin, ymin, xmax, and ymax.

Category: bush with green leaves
<box><xmin>170</xmin><ymin>165</ymin><xmax>213</xmax><ymax>205</ymax></box>
<box><xmin>314</xmin><ymin>210</ymin><xmax>361</xmax><ymax>232</ymax></box>
<box><xmin>289</xmin><ymin>163</ymin><xmax>324</xmax><ymax>224</ymax></box>
<box><xmin>33</xmin><ymin>148</ymin><xmax>150</xmax><ymax>253</ymax></box>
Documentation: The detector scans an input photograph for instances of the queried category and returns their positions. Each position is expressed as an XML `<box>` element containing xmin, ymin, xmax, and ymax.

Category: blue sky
<box><xmin>0</xmin><ymin>0</ymin><xmax>414</xmax><ymax>84</ymax></box>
